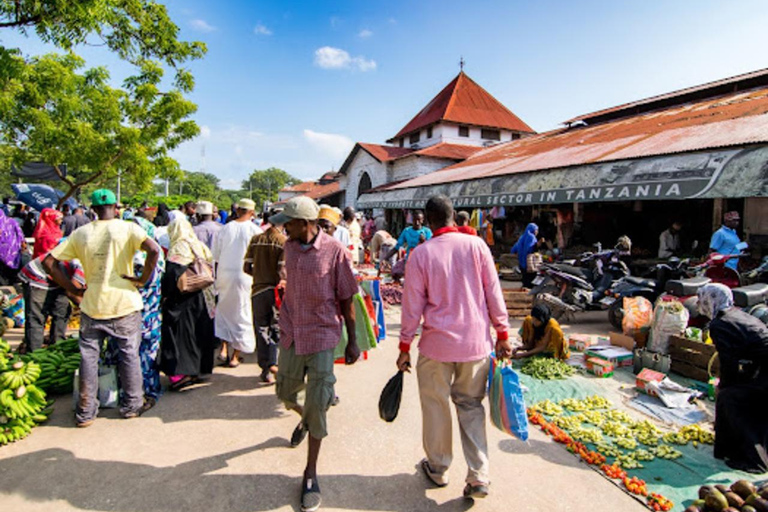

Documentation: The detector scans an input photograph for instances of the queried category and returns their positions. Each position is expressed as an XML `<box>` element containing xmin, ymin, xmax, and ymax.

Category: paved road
<box><xmin>0</xmin><ymin>307</ymin><xmax>646</xmax><ymax>512</ymax></box>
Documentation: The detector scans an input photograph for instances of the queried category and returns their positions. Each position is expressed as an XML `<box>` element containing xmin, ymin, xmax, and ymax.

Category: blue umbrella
<box><xmin>11</xmin><ymin>183</ymin><xmax>78</xmax><ymax>212</ymax></box>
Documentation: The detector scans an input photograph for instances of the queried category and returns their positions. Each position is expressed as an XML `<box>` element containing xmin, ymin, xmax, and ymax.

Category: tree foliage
<box><xmin>0</xmin><ymin>0</ymin><xmax>205</xmax><ymax>206</ymax></box>
<box><xmin>242</xmin><ymin>167</ymin><xmax>301</xmax><ymax>207</ymax></box>
<box><xmin>0</xmin><ymin>51</ymin><xmax>199</xmax><ymax>204</ymax></box>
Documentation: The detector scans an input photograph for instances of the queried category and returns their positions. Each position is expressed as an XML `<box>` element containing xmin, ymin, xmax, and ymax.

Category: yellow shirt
<box><xmin>50</xmin><ymin>219</ymin><xmax>148</xmax><ymax>320</ymax></box>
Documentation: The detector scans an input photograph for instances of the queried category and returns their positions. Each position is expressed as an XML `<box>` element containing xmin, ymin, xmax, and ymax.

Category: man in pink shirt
<box><xmin>397</xmin><ymin>195</ymin><xmax>511</xmax><ymax>501</ymax></box>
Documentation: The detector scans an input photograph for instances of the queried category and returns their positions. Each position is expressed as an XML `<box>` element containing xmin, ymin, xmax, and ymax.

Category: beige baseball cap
<box><xmin>236</xmin><ymin>198</ymin><xmax>256</xmax><ymax>211</ymax></box>
<box><xmin>270</xmin><ymin>196</ymin><xmax>319</xmax><ymax>225</ymax></box>
<box><xmin>196</xmin><ymin>200</ymin><xmax>213</xmax><ymax>215</ymax></box>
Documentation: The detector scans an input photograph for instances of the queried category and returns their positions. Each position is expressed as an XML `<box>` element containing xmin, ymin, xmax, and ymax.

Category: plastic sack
<box><xmin>648</xmin><ymin>300</ymin><xmax>689</xmax><ymax>354</ymax></box>
<box><xmin>621</xmin><ymin>296</ymin><xmax>653</xmax><ymax>335</ymax></box>
<box><xmin>378</xmin><ymin>371</ymin><xmax>404</xmax><ymax>422</ymax></box>
<box><xmin>72</xmin><ymin>365</ymin><xmax>119</xmax><ymax>410</ymax></box>
<box><xmin>487</xmin><ymin>354</ymin><xmax>529</xmax><ymax>441</ymax></box>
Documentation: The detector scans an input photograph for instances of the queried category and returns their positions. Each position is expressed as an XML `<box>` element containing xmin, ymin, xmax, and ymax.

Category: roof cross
<box><xmin>459</xmin><ymin>56</ymin><xmax>465</xmax><ymax>72</ymax></box>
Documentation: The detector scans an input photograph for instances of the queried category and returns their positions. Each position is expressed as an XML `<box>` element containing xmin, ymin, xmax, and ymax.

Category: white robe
<box><xmin>212</xmin><ymin>220</ymin><xmax>262</xmax><ymax>353</ymax></box>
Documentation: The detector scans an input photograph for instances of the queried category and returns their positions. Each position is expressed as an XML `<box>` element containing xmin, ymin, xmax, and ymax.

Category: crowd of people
<box><xmin>1</xmin><ymin>188</ymin><xmax>766</xmax><ymax>511</ymax></box>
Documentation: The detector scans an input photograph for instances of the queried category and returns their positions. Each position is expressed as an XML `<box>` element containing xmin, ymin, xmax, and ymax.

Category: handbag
<box><xmin>177</xmin><ymin>244</ymin><xmax>214</xmax><ymax>293</ymax></box>
<box><xmin>632</xmin><ymin>348</ymin><xmax>671</xmax><ymax>375</ymax></box>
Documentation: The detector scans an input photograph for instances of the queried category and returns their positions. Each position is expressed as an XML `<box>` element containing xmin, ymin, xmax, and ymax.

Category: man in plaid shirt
<box><xmin>271</xmin><ymin>196</ymin><xmax>360</xmax><ymax>512</ymax></box>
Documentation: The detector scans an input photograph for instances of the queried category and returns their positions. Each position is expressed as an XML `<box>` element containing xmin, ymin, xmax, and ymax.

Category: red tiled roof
<box><xmin>280</xmin><ymin>181</ymin><xmax>315</xmax><ymax>193</ymax></box>
<box><xmin>388</xmin><ymin>72</ymin><xmax>535</xmax><ymax>142</ymax></box>
<box><xmin>408</xmin><ymin>142</ymin><xmax>483</xmax><ymax>160</ymax></box>
<box><xmin>274</xmin><ymin>182</ymin><xmax>341</xmax><ymax>205</ymax></box>
<box><xmin>387</xmin><ymin>84</ymin><xmax>768</xmax><ymax>190</ymax></box>
<box><xmin>358</xmin><ymin>143</ymin><xmax>414</xmax><ymax>162</ymax></box>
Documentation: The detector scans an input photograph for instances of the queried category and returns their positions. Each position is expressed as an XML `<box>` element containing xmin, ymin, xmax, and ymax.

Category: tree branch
<box><xmin>0</xmin><ymin>15</ymin><xmax>42</xmax><ymax>28</ymax></box>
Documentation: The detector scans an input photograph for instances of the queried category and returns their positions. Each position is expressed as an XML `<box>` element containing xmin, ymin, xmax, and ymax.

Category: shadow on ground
<box><xmin>0</xmin><ymin>440</ymin><xmax>475</xmax><ymax>512</ymax></box>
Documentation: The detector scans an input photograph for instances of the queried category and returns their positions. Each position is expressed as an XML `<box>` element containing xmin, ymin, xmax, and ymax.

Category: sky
<box><xmin>4</xmin><ymin>0</ymin><xmax>768</xmax><ymax>189</ymax></box>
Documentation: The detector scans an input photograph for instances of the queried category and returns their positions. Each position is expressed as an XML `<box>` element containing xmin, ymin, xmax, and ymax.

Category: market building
<box><xmin>356</xmin><ymin>68</ymin><xmax>768</xmax><ymax>259</ymax></box>
<box><xmin>337</xmin><ymin>71</ymin><xmax>535</xmax><ymax>211</ymax></box>
<box><xmin>275</xmin><ymin>171</ymin><xmax>343</xmax><ymax>207</ymax></box>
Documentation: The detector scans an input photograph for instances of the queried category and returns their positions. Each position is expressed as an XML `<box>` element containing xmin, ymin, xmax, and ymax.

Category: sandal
<box><xmin>169</xmin><ymin>375</ymin><xmax>195</xmax><ymax>391</ymax></box>
<box><xmin>227</xmin><ymin>357</ymin><xmax>241</xmax><ymax>368</ymax></box>
<box><xmin>301</xmin><ymin>477</ymin><xmax>322</xmax><ymax>512</ymax></box>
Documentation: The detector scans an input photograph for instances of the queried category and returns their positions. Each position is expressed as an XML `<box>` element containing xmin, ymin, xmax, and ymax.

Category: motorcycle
<box><xmin>530</xmin><ymin>242</ymin><xmax>630</xmax><ymax>321</ymax></box>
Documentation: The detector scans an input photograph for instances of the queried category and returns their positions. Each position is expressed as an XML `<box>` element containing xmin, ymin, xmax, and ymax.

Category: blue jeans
<box><xmin>77</xmin><ymin>311</ymin><xmax>143</xmax><ymax>423</ymax></box>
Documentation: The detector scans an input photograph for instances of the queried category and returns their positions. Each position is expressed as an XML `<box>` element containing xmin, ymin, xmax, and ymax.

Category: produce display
<box><xmin>22</xmin><ymin>337</ymin><xmax>81</xmax><ymax>394</ymax></box>
<box><xmin>0</xmin><ymin>338</ymin><xmax>54</xmax><ymax>446</ymax></box>
<box><xmin>686</xmin><ymin>480</ymin><xmax>768</xmax><ymax>512</ymax></box>
<box><xmin>521</xmin><ymin>357</ymin><xmax>575</xmax><ymax>379</ymax></box>
<box><xmin>380</xmin><ymin>284</ymin><xmax>403</xmax><ymax>306</ymax></box>
<box><xmin>529</xmin><ymin>401</ymin><xmax>676</xmax><ymax>511</ymax></box>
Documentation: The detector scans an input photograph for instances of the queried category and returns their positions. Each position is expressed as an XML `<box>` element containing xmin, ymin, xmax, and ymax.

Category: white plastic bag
<box><xmin>73</xmin><ymin>365</ymin><xmax>119</xmax><ymax>410</ymax></box>
<box><xmin>649</xmin><ymin>301</ymin><xmax>689</xmax><ymax>354</ymax></box>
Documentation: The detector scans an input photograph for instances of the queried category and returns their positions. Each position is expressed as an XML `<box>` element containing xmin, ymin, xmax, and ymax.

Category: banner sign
<box><xmin>357</xmin><ymin>146</ymin><xmax>768</xmax><ymax>209</ymax></box>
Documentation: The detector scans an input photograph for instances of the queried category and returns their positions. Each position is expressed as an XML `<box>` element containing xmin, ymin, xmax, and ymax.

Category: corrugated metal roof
<box><xmin>564</xmin><ymin>67</ymin><xmax>768</xmax><ymax>125</ymax></box>
<box><xmin>388</xmin><ymin>86</ymin><xmax>768</xmax><ymax>191</ymax></box>
<box><xmin>388</xmin><ymin>72</ymin><xmax>535</xmax><ymax>141</ymax></box>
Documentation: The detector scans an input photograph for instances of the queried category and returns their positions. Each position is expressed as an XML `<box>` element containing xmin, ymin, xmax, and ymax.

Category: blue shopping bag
<box><xmin>487</xmin><ymin>354</ymin><xmax>529</xmax><ymax>441</ymax></box>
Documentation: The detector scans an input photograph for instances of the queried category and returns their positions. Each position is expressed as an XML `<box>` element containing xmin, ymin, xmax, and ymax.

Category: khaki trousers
<box><xmin>416</xmin><ymin>354</ymin><xmax>490</xmax><ymax>485</ymax></box>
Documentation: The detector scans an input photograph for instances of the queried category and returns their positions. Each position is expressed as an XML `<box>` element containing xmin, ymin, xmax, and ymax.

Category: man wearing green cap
<box><xmin>44</xmin><ymin>189</ymin><xmax>160</xmax><ymax>427</ymax></box>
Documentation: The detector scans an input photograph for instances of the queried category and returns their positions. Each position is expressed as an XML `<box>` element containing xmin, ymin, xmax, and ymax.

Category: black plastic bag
<box><xmin>378</xmin><ymin>371</ymin><xmax>404</xmax><ymax>422</ymax></box>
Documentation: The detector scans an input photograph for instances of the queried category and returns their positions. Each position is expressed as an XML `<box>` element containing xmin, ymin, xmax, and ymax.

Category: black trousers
<box><xmin>252</xmin><ymin>289</ymin><xmax>279</xmax><ymax>373</ymax></box>
<box><xmin>23</xmin><ymin>284</ymin><xmax>71</xmax><ymax>352</ymax></box>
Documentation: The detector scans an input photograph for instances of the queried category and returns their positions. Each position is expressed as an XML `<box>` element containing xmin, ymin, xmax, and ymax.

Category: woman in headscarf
<box><xmin>510</xmin><ymin>223</ymin><xmax>540</xmax><ymax>288</ymax></box>
<box><xmin>698</xmin><ymin>283</ymin><xmax>768</xmax><ymax>473</ymax></box>
<box><xmin>107</xmin><ymin>210</ymin><xmax>165</xmax><ymax>403</ymax></box>
<box><xmin>513</xmin><ymin>304</ymin><xmax>570</xmax><ymax>360</ymax></box>
<box><xmin>153</xmin><ymin>202</ymin><xmax>171</xmax><ymax>227</ymax></box>
<box><xmin>0</xmin><ymin>209</ymin><xmax>25</xmax><ymax>285</ymax></box>
<box><xmin>32</xmin><ymin>208</ymin><xmax>63</xmax><ymax>259</ymax></box>
<box><xmin>160</xmin><ymin>218</ymin><xmax>215</xmax><ymax>390</ymax></box>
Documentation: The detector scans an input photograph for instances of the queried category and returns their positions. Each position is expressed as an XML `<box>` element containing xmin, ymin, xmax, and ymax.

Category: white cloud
<box><xmin>303</xmin><ymin>129</ymin><xmax>354</xmax><ymax>161</ymax></box>
<box><xmin>199</xmin><ymin>125</ymin><xmax>211</xmax><ymax>139</ymax></box>
<box><xmin>314</xmin><ymin>46</ymin><xmax>377</xmax><ymax>72</ymax></box>
<box><xmin>253</xmin><ymin>23</ymin><xmax>272</xmax><ymax>36</ymax></box>
<box><xmin>358</xmin><ymin>29</ymin><xmax>373</xmax><ymax>39</ymax></box>
<box><xmin>190</xmin><ymin>19</ymin><xmax>216</xmax><ymax>33</ymax></box>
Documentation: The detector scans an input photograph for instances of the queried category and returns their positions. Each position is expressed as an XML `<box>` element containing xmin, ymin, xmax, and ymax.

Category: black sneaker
<box><xmin>301</xmin><ymin>477</ymin><xmax>322</xmax><ymax>512</ymax></box>
<box><xmin>463</xmin><ymin>483</ymin><xmax>489</xmax><ymax>500</ymax></box>
<box><xmin>290</xmin><ymin>422</ymin><xmax>307</xmax><ymax>447</ymax></box>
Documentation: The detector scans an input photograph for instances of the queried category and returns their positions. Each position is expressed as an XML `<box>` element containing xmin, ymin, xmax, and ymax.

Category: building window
<box><xmin>511</xmin><ymin>133</ymin><xmax>521</xmax><ymax>140</ymax></box>
<box><xmin>426</xmin><ymin>126</ymin><xmax>433</xmax><ymax>139</ymax></box>
<box><xmin>409</xmin><ymin>132</ymin><xmax>420</xmax><ymax>144</ymax></box>
<box><xmin>481</xmin><ymin>129</ymin><xmax>501</xmax><ymax>141</ymax></box>
<box><xmin>357</xmin><ymin>172</ymin><xmax>372</xmax><ymax>198</ymax></box>
<box><xmin>399</xmin><ymin>138</ymin><xmax>404</xmax><ymax>147</ymax></box>
<box><xmin>458</xmin><ymin>125</ymin><xmax>469</xmax><ymax>137</ymax></box>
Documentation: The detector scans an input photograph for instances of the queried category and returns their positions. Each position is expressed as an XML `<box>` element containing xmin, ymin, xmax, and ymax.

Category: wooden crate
<box><xmin>668</xmin><ymin>335</ymin><xmax>719</xmax><ymax>381</ymax></box>
<box><xmin>504</xmin><ymin>288</ymin><xmax>533</xmax><ymax>318</ymax></box>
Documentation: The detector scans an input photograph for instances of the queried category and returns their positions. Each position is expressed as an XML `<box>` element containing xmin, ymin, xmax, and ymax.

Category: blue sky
<box><xmin>5</xmin><ymin>0</ymin><xmax>768</xmax><ymax>188</ymax></box>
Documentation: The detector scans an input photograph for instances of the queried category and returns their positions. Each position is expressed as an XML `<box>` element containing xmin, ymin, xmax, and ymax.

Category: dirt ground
<box><xmin>0</xmin><ymin>304</ymin><xmax>647</xmax><ymax>512</ymax></box>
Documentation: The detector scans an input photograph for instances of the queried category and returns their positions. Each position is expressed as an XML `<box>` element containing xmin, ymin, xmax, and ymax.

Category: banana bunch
<box><xmin>0</xmin><ymin>361</ymin><xmax>42</xmax><ymax>389</ymax></box>
<box><xmin>24</xmin><ymin>337</ymin><xmax>81</xmax><ymax>394</ymax></box>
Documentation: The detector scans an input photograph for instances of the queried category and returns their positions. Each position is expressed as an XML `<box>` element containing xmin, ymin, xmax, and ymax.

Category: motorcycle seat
<box><xmin>550</xmin><ymin>264</ymin><xmax>593</xmax><ymax>281</ymax></box>
<box><xmin>625</xmin><ymin>276</ymin><xmax>657</xmax><ymax>288</ymax></box>
<box><xmin>665</xmin><ymin>276</ymin><xmax>711</xmax><ymax>296</ymax></box>
<box><xmin>732</xmin><ymin>283</ymin><xmax>768</xmax><ymax>308</ymax></box>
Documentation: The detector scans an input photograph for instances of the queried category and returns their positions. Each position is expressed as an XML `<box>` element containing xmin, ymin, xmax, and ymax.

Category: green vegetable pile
<box><xmin>521</xmin><ymin>357</ymin><xmax>574</xmax><ymax>380</ymax></box>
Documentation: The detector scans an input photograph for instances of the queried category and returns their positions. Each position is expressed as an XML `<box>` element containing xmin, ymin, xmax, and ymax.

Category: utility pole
<box><xmin>117</xmin><ymin>171</ymin><xmax>122</xmax><ymax>204</ymax></box>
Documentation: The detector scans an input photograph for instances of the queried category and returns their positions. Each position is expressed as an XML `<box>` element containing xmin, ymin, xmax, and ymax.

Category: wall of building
<box><xmin>391</xmin><ymin>156</ymin><xmax>456</xmax><ymax>182</ymax></box>
<box><xmin>343</xmin><ymin>150</ymin><xmax>387</xmax><ymax>209</ymax></box>
<box><xmin>393</xmin><ymin>122</ymin><xmax>517</xmax><ymax>149</ymax></box>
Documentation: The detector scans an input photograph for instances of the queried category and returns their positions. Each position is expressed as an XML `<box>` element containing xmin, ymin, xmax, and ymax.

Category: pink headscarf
<box><xmin>33</xmin><ymin>208</ymin><xmax>63</xmax><ymax>258</ymax></box>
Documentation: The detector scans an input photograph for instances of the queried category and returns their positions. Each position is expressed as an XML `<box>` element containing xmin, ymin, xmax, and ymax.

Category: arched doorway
<box><xmin>357</xmin><ymin>172</ymin><xmax>372</xmax><ymax>198</ymax></box>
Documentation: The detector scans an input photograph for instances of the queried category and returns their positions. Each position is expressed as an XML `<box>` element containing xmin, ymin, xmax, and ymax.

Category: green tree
<box><xmin>0</xmin><ymin>52</ymin><xmax>199</xmax><ymax>205</ymax></box>
<box><xmin>242</xmin><ymin>167</ymin><xmax>301</xmax><ymax>208</ymax></box>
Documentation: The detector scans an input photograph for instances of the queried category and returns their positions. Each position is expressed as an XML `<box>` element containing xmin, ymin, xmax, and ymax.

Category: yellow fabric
<box><xmin>50</xmin><ymin>219</ymin><xmax>147</xmax><ymax>319</ymax></box>
<box><xmin>167</xmin><ymin>218</ymin><xmax>212</xmax><ymax>265</ymax></box>
<box><xmin>521</xmin><ymin>316</ymin><xmax>570</xmax><ymax>360</ymax></box>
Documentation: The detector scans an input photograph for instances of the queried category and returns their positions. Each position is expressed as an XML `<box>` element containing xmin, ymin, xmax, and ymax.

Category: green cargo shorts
<box><xmin>275</xmin><ymin>345</ymin><xmax>336</xmax><ymax>440</ymax></box>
